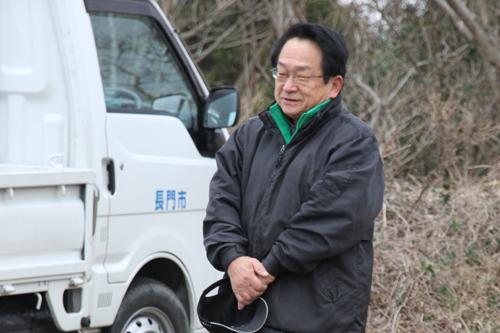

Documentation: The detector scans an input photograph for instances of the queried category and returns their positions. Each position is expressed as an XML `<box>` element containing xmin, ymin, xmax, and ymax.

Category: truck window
<box><xmin>89</xmin><ymin>13</ymin><xmax>198</xmax><ymax>131</ymax></box>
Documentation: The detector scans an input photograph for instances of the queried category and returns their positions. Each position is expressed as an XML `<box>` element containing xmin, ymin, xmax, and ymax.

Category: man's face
<box><xmin>274</xmin><ymin>38</ymin><xmax>342</xmax><ymax>123</ymax></box>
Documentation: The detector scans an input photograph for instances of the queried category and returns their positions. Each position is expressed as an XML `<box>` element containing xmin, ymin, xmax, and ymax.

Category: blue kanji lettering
<box><xmin>155</xmin><ymin>190</ymin><xmax>164</xmax><ymax>211</ymax></box>
<box><xmin>167</xmin><ymin>190</ymin><xmax>176</xmax><ymax>210</ymax></box>
<box><xmin>178</xmin><ymin>190</ymin><xmax>187</xmax><ymax>209</ymax></box>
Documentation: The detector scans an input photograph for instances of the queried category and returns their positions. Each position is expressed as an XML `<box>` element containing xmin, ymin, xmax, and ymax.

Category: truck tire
<box><xmin>107</xmin><ymin>277</ymin><xmax>189</xmax><ymax>333</ymax></box>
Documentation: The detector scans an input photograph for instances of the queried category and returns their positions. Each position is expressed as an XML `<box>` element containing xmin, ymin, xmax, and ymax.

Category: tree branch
<box><xmin>192</xmin><ymin>18</ymin><xmax>242</xmax><ymax>62</ymax></box>
<box><xmin>180</xmin><ymin>0</ymin><xmax>239</xmax><ymax>39</ymax></box>
<box><xmin>443</xmin><ymin>0</ymin><xmax>500</xmax><ymax>71</ymax></box>
<box><xmin>432</xmin><ymin>0</ymin><xmax>473</xmax><ymax>42</ymax></box>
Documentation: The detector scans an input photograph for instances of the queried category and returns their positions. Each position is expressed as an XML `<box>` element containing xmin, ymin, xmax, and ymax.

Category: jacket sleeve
<box><xmin>261</xmin><ymin>134</ymin><xmax>385</xmax><ymax>277</ymax></box>
<box><xmin>203</xmin><ymin>127</ymin><xmax>248</xmax><ymax>272</ymax></box>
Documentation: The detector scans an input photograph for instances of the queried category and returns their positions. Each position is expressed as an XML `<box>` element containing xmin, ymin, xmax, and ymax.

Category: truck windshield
<box><xmin>89</xmin><ymin>12</ymin><xmax>198</xmax><ymax>131</ymax></box>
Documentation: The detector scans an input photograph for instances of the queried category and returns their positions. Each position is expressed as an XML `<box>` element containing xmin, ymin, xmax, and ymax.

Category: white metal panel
<box><xmin>48</xmin><ymin>0</ymin><xmax>111</xmax><ymax>216</ymax></box>
<box><xmin>106</xmin><ymin>211</ymin><xmax>220</xmax><ymax>284</ymax></box>
<box><xmin>0</xmin><ymin>0</ymin><xmax>70</xmax><ymax>167</ymax></box>
<box><xmin>0</xmin><ymin>165</ymin><xmax>95</xmax><ymax>188</ymax></box>
<box><xmin>0</xmin><ymin>0</ymin><xmax>110</xmax><ymax>209</ymax></box>
<box><xmin>106</xmin><ymin>113</ymin><xmax>216</xmax><ymax>216</ymax></box>
<box><xmin>46</xmin><ymin>278</ymin><xmax>90</xmax><ymax>331</ymax></box>
<box><xmin>0</xmin><ymin>257</ymin><xmax>87</xmax><ymax>282</ymax></box>
<box><xmin>0</xmin><ymin>2</ymin><xmax>101</xmax><ymax>328</ymax></box>
<box><xmin>105</xmin><ymin>212</ymin><xmax>222</xmax><ymax>324</ymax></box>
<box><xmin>0</xmin><ymin>188</ymin><xmax>84</xmax><ymax>253</ymax></box>
<box><xmin>107</xmin><ymin>114</ymin><xmax>200</xmax><ymax>159</ymax></box>
<box><xmin>46</xmin><ymin>0</ymin><xmax>109</xmax><ymax>171</ymax></box>
<box><xmin>0</xmin><ymin>0</ymin><xmax>46</xmax><ymax>93</ymax></box>
<box><xmin>0</xmin><ymin>184</ymin><xmax>86</xmax><ymax>281</ymax></box>
<box><xmin>105</xmin><ymin>111</ymin><xmax>221</xmax><ymax>325</ymax></box>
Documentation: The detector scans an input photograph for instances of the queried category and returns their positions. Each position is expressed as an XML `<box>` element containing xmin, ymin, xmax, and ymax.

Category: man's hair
<box><xmin>271</xmin><ymin>23</ymin><xmax>349</xmax><ymax>83</ymax></box>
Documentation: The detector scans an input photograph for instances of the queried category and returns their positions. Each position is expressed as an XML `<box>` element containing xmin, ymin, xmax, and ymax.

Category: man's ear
<box><xmin>328</xmin><ymin>75</ymin><xmax>344</xmax><ymax>99</ymax></box>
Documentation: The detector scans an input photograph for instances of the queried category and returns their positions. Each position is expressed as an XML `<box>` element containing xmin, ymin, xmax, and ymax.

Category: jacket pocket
<box><xmin>315</xmin><ymin>258</ymin><xmax>343</xmax><ymax>302</ymax></box>
<box><xmin>315</xmin><ymin>246</ymin><xmax>360</xmax><ymax>303</ymax></box>
<box><xmin>318</xmin><ymin>164</ymin><xmax>357</xmax><ymax>197</ymax></box>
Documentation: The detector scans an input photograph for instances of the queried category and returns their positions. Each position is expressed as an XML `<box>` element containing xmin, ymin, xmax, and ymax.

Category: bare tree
<box><xmin>435</xmin><ymin>0</ymin><xmax>500</xmax><ymax>71</ymax></box>
<box><xmin>340</xmin><ymin>0</ymin><xmax>500</xmax><ymax>181</ymax></box>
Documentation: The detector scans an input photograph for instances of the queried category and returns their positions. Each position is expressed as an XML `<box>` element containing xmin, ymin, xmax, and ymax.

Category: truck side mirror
<box><xmin>203</xmin><ymin>88</ymin><xmax>240</xmax><ymax>129</ymax></box>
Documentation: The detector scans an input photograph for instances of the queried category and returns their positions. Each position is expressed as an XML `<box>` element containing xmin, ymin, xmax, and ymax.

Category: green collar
<box><xmin>269</xmin><ymin>99</ymin><xmax>331</xmax><ymax>144</ymax></box>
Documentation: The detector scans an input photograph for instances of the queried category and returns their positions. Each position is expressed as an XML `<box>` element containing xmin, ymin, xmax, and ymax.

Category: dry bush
<box><xmin>368</xmin><ymin>170</ymin><xmax>500</xmax><ymax>332</ymax></box>
<box><xmin>342</xmin><ymin>0</ymin><xmax>500</xmax><ymax>180</ymax></box>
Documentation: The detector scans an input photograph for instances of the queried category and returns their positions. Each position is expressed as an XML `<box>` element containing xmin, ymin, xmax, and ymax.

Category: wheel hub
<box><xmin>122</xmin><ymin>307</ymin><xmax>175</xmax><ymax>333</ymax></box>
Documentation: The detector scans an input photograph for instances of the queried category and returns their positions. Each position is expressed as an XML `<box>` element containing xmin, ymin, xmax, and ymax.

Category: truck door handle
<box><xmin>107</xmin><ymin>159</ymin><xmax>116</xmax><ymax>195</ymax></box>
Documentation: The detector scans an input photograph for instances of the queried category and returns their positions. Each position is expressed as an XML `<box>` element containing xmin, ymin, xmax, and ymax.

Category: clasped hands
<box><xmin>227</xmin><ymin>256</ymin><xmax>275</xmax><ymax>310</ymax></box>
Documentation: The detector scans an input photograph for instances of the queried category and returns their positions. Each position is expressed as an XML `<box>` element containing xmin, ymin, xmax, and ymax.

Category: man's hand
<box><xmin>227</xmin><ymin>256</ymin><xmax>275</xmax><ymax>310</ymax></box>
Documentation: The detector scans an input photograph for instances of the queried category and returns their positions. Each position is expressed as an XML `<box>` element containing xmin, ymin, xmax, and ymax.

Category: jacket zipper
<box><xmin>276</xmin><ymin>144</ymin><xmax>286</xmax><ymax>167</ymax></box>
<box><xmin>254</xmin><ymin>143</ymin><xmax>286</xmax><ymax>257</ymax></box>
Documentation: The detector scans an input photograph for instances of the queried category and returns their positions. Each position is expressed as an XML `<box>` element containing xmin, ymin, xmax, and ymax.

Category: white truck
<box><xmin>0</xmin><ymin>0</ymin><xmax>238</xmax><ymax>332</ymax></box>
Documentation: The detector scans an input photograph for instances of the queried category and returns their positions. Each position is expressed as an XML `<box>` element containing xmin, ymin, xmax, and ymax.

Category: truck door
<box><xmin>87</xmin><ymin>1</ymin><xmax>220</xmax><ymax>289</ymax></box>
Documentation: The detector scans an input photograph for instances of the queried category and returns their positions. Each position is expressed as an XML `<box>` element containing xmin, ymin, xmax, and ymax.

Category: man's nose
<box><xmin>283</xmin><ymin>75</ymin><xmax>298</xmax><ymax>91</ymax></box>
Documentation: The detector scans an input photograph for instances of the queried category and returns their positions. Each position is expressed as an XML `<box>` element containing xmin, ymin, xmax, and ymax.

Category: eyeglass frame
<box><xmin>271</xmin><ymin>68</ymin><xmax>331</xmax><ymax>84</ymax></box>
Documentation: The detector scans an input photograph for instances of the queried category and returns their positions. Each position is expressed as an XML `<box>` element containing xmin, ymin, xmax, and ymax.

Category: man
<box><xmin>204</xmin><ymin>23</ymin><xmax>384</xmax><ymax>332</ymax></box>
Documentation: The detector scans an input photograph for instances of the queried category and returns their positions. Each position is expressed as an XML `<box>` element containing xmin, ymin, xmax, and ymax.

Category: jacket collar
<box><xmin>258</xmin><ymin>95</ymin><xmax>343</xmax><ymax>145</ymax></box>
<box><xmin>269</xmin><ymin>99</ymin><xmax>331</xmax><ymax>145</ymax></box>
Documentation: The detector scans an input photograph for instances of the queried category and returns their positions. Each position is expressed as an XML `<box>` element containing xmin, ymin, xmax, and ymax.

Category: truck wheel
<box><xmin>107</xmin><ymin>277</ymin><xmax>189</xmax><ymax>333</ymax></box>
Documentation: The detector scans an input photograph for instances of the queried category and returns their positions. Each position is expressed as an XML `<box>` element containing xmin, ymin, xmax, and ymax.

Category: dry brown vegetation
<box><xmin>369</xmin><ymin>171</ymin><xmax>500</xmax><ymax>332</ymax></box>
<box><xmin>164</xmin><ymin>0</ymin><xmax>500</xmax><ymax>331</ymax></box>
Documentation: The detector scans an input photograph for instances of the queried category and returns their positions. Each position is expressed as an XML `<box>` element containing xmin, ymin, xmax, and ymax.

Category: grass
<box><xmin>367</xmin><ymin>167</ymin><xmax>500</xmax><ymax>332</ymax></box>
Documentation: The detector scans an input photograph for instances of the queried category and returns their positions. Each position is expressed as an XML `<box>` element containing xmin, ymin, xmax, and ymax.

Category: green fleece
<box><xmin>269</xmin><ymin>99</ymin><xmax>331</xmax><ymax>145</ymax></box>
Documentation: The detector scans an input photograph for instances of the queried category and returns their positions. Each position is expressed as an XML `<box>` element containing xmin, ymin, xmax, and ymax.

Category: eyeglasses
<box><xmin>271</xmin><ymin>68</ymin><xmax>330</xmax><ymax>84</ymax></box>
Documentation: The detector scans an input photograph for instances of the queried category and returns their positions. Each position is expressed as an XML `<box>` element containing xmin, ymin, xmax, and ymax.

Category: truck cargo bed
<box><xmin>0</xmin><ymin>165</ymin><xmax>94</xmax><ymax>283</ymax></box>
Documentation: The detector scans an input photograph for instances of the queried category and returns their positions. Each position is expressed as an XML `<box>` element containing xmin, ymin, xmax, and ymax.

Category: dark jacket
<box><xmin>204</xmin><ymin>96</ymin><xmax>385</xmax><ymax>332</ymax></box>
